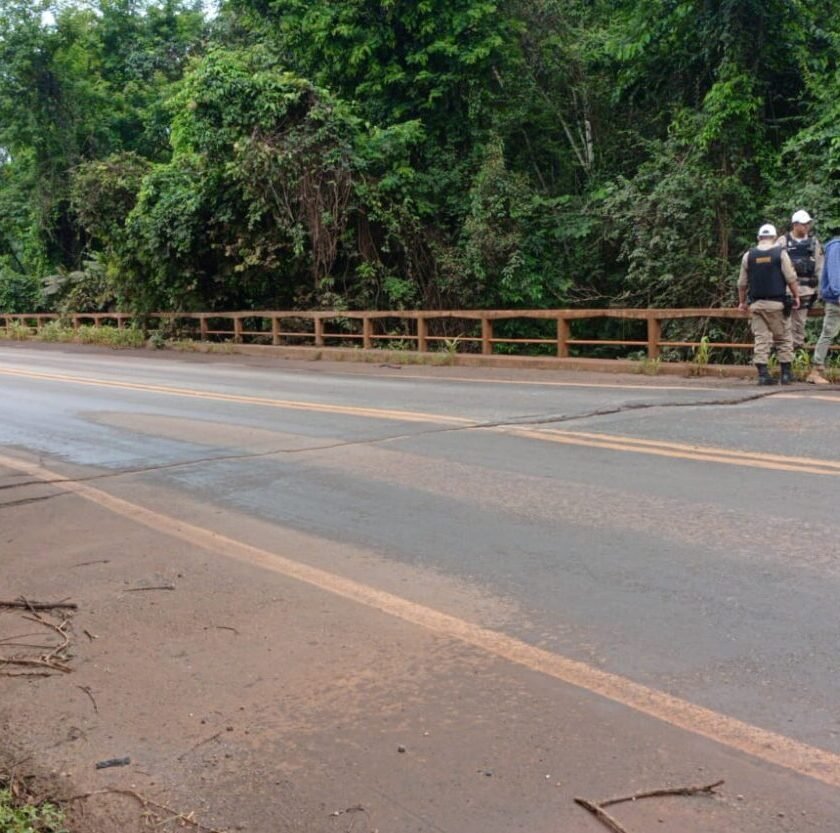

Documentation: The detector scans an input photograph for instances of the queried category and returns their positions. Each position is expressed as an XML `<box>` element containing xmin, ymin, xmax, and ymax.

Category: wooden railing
<box><xmin>0</xmin><ymin>308</ymin><xmax>827</xmax><ymax>359</ymax></box>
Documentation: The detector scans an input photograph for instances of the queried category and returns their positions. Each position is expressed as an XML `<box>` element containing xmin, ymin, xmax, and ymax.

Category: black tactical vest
<box><xmin>786</xmin><ymin>235</ymin><xmax>817</xmax><ymax>283</ymax></box>
<box><xmin>747</xmin><ymin>246</ymin><xmax>786</xmax><ymax>302</ymax></box>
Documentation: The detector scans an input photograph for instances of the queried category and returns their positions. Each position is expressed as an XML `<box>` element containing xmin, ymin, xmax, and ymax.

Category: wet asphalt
<box><xmin>2</xmin><ymin>343</ymin><xmax>840</xmax><ymax>830</ymax></box>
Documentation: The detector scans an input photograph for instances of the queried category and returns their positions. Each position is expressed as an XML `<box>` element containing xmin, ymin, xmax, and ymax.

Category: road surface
<box><xmin>1</xmin><ymin>342</ymin><xmax>839</xmax><ymax>832</ymax></box>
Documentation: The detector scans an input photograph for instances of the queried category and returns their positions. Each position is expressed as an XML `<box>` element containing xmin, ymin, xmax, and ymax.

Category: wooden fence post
<box><xmin>200</xmin><ymin>315</ymin><xmax>208</xmax><ymax>340</ymax></box>
<box><xmin>362</xmin><ymin>316</ymin><xmax>373</xmax><ymax>349</ymax></box>
<box><xmin>417</xmin><ymin>316</ymin><xmax>428</xmax><ymax>352</ymax></box>
<box><xmin>233</xmin><ymin>316</ymin><xmax>243</xmax><ymax>343</ymax></box>
<box><xmin>647</xmin><ymin>316</ymin><xmax>662</xmax><ymax>359</ymax></box>
<box><xmin>481</xmin><ymin>318</ymin><xmax>493</xmax><ymax>355</ymax></box>
<box><xmin>271</xmin><ymin>316</ymin><xmax>280</xmax><ymax>346</ymax></box>
<box><xmin>314</xmin><ymin>316</ymin><xmax>324</xmax><ymax>347</ymax></box>
<box><xmin>557</xmin><ymin>316</ymin><xmax>570</xmax><ymax>358</ymax></box>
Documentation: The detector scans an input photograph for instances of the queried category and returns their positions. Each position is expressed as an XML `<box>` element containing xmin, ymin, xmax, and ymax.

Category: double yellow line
<box><xmin>0</xmin><ymin>366</ymin><xmax>473</xmax><ymax>426</ymax></box>
<box><xmin>505</xmin><ymin>427</ymin><xmax>840</xmax><ymax>477</ymax></box>
<box><xmin>2</xmin><ymin>364</ymin><xmax>839</xmax><ymax>476</ymax></box>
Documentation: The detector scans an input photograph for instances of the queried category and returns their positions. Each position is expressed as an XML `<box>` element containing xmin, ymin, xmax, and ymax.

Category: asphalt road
<box><xmin>2</xmin><ymin>342</ymin><xmax>840</xmax><ymax>833</ymax></box>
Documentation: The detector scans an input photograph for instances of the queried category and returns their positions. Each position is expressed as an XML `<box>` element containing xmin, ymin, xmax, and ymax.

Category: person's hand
<box><xmin>737</xmin><ymin>301</ymin><xmax>748</xmax><ymax>312</ymax></box>
<box><xmin>792</xmin><ymin>296</ymin><xmax>801</xmax><ymax>309</ymax></box>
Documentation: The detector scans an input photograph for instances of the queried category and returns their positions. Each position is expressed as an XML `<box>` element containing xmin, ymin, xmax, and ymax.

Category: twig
<box><xmin>0</xmin><ymin>657</ymin><xmax>72</xmax><ymax>673</ymax></box>
<box><xmin>62</xmin><ymin>788</ymin><xmax>228</xmax><ymax>833</ymax></box>
<box><xmin>83</xmin><ymin>629</ymin><xmax>98</xmax><ymax>641</ymax></box>
<box><xmin>124</xmin><ymin>585</ymin><xmax>175</xmax><ymax>593</ymax></box>
<box><xmin>77</xmin><ymin>685</ymin><xmax>98</xmax><ymax>713</ymax></box>
<box><xmin>573</xmin><ymin>798</ymin><xmax>629</xmax><ymax>833</ymax></box>
<box><xmin>601</xmin><ymin>780</ymin><xmax>725</xmax><ymax>807</ymax></box>
<box><xmin>0</xmin><ymin>670</ymin><xmax>53</xmax><ymax>677</ymax></box>
<box><xmin>72</xmin><ymin>560</ymin><xmax>111</xmax><ymax>568</ymax></box>
<box><xmin>22</xmin><ymin>613</ymin><xmax>70</xmax><ymax>662</ymax></box>
<box><xmin>575</xmin><ymin>779</ymin><xmax>725</xmax><ymax>833</ymax></box>
<box><xmin>178</xmin><ymin>732</ymin><xmax>222</xmax><ymax>761</ymax></box>
<box><xmin>0</xmin><ymin>599</ymin><xmax>78</xmax><ymax>611</ymax></box>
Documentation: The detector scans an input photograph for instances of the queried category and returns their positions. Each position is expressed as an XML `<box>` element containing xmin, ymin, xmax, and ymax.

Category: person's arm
<box><xmin>814</xmin><ymin>239</ymin><xmax>825</xmax><ymax>294</ymax></box>
<box><xmin>737</xmin><ymin>253</ymin><xmax>749</xmax><ymax>310</ymax></box>
<box><xmin>781</xmin><ymin>250</ymin><xmax>800</xmax><ymax>307</ymax></box>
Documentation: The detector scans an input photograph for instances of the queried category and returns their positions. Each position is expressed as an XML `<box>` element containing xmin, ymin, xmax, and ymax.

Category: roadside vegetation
<box><xmin>0</xmin><ymin>1</ymin><xmax>838</xmax><ymax>353</ymax></box>
<box><xmin>0</xmin><ymin>781</ymin><xmax>67</xmax><ymax>833</ymax></box>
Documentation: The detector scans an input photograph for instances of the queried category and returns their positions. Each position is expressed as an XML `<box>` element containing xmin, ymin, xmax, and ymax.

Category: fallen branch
<box><xmin>22</xmin><ymin>613</ymin><xmax>70</xmax><ymax>662</ymax></box>
<box><xmin>0</xmin><ymin>599</ymin><xmax>78</xmax><ymax>611</ymax></box>
<box><xmin>0</xmin><ymin>670</ymin><xmax>53</xmax><ymax>677</ymax></box>
<box><xmin>574</xmin><ymin>779</ymin><xmax>725</xmax><ymax>833</ymax></box>
<box><xmin>573</xmin><ymin>798</ymin><xmax>629</xmax><ymax>833</ymax></box>
<box><xmin>72</xmin><ymin>560</ymin><xmax>110</xmax><ymax>568</ymax></box>
<box><xmin>601</xmin><ymin>780</ymin><xmax>724</xmax><ymax>808</ymax></box>
<box><xmin>0</xmin><ymin>657</ymin><xmax>72</xmax><ymax>673</ymax></box>
<box><xmin>124</xmin><ymin>585</ymin><xmax>175</xmax><ymax>593</ymax></box>
<box><xmin>178</xmin><ymin>732</ymin><xmax>222</xmax><ymax>761</ymax></box>
<box><xmin>77</xmin><ymin>685</ymin><xmax>98</xmax><ymax>713</ymax></box>
<box><xmin>63</xmin><ymin>788</ymin><xmax>228</xmax><ymax>833</ymax></box>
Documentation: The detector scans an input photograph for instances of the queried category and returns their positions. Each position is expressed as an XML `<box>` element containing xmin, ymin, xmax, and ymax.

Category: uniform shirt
<box><xmin>737</xmin><ymin>240</ymin><xmax>798</xmax><ymax>292</ymax></box>
<box><xmin>775</xmin><ymin>233</ymin><xmax>824</xmax><ymax>294</ymax></box>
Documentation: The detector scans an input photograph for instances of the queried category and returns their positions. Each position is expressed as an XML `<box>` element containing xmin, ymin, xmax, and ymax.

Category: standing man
<box><xmin>776</xmin><ymin>210</ymin><xmax>824</xmax><ymax>349</ymax></box>
<box><xmin>806</xmin><ymin>230</ymin><xmax>840</xmax><ymax>385</ymax></box>
<box><xmin>738</xmin><ymin>223</ymin><xmax>800</xmax><ymax>385</ymax></box>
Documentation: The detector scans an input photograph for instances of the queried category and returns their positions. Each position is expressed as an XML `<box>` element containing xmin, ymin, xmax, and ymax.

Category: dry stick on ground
<box><xmin>77</xmin><ymin>685</ymin><xmax>98</xmax><ymax>713</ymax></box>
<box><xmin>22</xmin><ymin>613</ymin><xmax>70</xmax><ymax>663</ymax></box>
<box><xmin>177</xmin><ymin>732</ymin><xmax>222</xmax><ymax>762</ymax></box>
<box><xmin>575</xmin><ymin>779</ymin><xmax>725</xmax><ymax>833</ymax></box>
<box><xmin>124</xmin><ymin>584</ymin><xmax>176</xmax><ymax>592</ymax></box>
<box><xmin>600</xmin><ymin>780</ymin><xmax>725</xmax><ymax>807</ymax></box>
<box><xmin>573</xmin><ymin>798</ymin><xmax>630</xmax><ymax>833</ymax></box>
<box><xmin>0</xmin><ymin>600</ymin><xmax>78</xmax><ymax>611</ymax></box>
<box><xmin>0</xmin><ymin>670</ymin><xmax>53</xmax><ymax>677</ymax></box>
<box><xmin>0</xmin><ymin>657</ymin><xmax>73</xmax><ymax>673</ymax></box>
<box><xmin>64</xmin><ymin>788</ymin><xmax>228</xmax><ymax>833</ymax></box>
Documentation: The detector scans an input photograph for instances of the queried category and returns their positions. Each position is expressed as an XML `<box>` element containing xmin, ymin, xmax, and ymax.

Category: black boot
<box><xmin>756</xmin><ymin>364</ymin><xmax>775</xmax><ymax>386</ymax></box>
<box><xmin>780</xmin><ymin>363</ymin><xmax>793</xmax><ymax>385</ymax></box>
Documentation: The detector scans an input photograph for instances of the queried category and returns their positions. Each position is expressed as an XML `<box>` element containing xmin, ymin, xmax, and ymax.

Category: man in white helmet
<box><xmin>737</xmin><ymin>223</ymin><xmax>800</xmax><ymax>385</ymax></box>
<box><xmin>775</xmin><ymin>210</ymin><xmax>823</xmax><ymax>349</ymax></box>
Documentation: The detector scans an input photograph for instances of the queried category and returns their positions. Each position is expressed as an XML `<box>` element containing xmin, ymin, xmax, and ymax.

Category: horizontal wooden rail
<box><xmin>0</xmin><ymin>308</ymin><xmax>831</xmax><ymax>360</ymax></box>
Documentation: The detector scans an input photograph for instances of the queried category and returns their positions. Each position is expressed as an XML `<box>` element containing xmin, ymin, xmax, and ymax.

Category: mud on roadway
<box><xmin>2</xmin><ymin>345</ymin><xmax>840</xmax><ymax>833</ymax></box>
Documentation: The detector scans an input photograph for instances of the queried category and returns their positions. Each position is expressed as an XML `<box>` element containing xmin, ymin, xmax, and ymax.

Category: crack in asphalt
<box><xmin>0</xmin><ymin>387</ymin><xmax>792</xmax><ymax>496</ymax></box>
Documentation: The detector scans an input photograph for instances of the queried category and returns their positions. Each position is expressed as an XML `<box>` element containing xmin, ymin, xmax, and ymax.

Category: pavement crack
<box><xmin>0</xmin><ymin>492</ymin><xmax>72</xmax><ymax>509</ymax></box>
<box><xmin>484</xmin><ymin>389</ymin><xmax>784</xmax><ymax>429</ymax></box>
<box><xmin>0</xmin><ymin>388</ymin><xmax>788</xmax><ymax>491</ymax></box>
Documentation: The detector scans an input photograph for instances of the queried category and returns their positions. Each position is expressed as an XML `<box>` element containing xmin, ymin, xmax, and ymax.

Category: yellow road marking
<box><xmin>527</xmin><ymin>428</ymin><xmax>840</xmax><ymax>470</ymax></box>
<box><xmin>0</xmin><ymin>366</ymin><xmax>473</xmax><ymax>426</ymax></box>
<box><xmin>2</xmin><ymin>450</ymin><xmax>840</xmax><ymax>788</ymax></box>
<box><xmin>505</xmin><ymin>427</ymin><xmax>840</xmax><ymax>476</ymax></box>
<box><xmin>322</xmin><ymin>369</ymin><xmax>722</xmax><ymax>392</ymax></box>
<box><xmin>777</xmin><ymin>393</ymin><xmax>840</xmax><ymax>403</ymax></box>
<box><xmin>3</xmin><ymin>364</ymin><xmax>837</xmax><ymax>476</ymax></box>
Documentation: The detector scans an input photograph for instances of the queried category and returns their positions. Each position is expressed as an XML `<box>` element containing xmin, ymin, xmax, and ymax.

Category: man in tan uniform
<box><xmin>737</xmin><ymin>223</ymin><xmax>800</xmax><ymax>385</ymax></box>
<box><xmin>775</xmin><ymin>209</ymin><xmax>824</xmax><ymax>349</ymax></box>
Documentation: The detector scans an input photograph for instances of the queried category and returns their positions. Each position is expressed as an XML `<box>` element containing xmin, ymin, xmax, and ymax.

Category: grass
<box><xmin>636</xmin><ymin>356</ymin><xmax>661</xmax><ymax>375</ymax></box>
<box><xmin>0</xmin><ymin>785</ymin><xmax>67</xmax><ymax>833</ymax></box>
<box><xmin>688</xmin><ymin>336</ymin><xmax>711</xmax><ymax>376</ymax></box>
<box><xmin>2</xmin><ymin>322</ymin><xmax>145</xmax><ymax>349</ymax></box>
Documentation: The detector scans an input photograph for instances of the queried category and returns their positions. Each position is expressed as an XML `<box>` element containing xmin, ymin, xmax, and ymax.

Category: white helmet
<box><xmin>791</xmin><ymin>209</ymin><xmax>812</xmax><ymax>224</ymax></box>
<box><xmin>757</xmin><ymin>223</ymin><xmax>777</xmax><ymax>239</ymax></box>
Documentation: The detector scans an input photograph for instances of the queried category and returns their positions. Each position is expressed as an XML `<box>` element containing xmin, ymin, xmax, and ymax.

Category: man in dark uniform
<box><xmin>737</xmin><ymin>223</ymin><xmax>800</xmax><ymax>385</ymax></box>
<box><xmin>776</xmin><ymin>210</ymin><xmax>824</xmax><ymax>349</ymax></box>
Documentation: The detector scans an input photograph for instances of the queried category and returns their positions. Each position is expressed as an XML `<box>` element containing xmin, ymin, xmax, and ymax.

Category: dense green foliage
<box><xmin>0</xmin><ymin>0</ymin><xmax>838</xmax><ymax>317</ymax></box>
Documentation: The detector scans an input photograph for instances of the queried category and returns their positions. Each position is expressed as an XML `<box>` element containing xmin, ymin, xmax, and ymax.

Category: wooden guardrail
<box><xmin>0</xmin><ymin>308</ymin><xmax>827</xmax><ymax>359</ymax></box>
